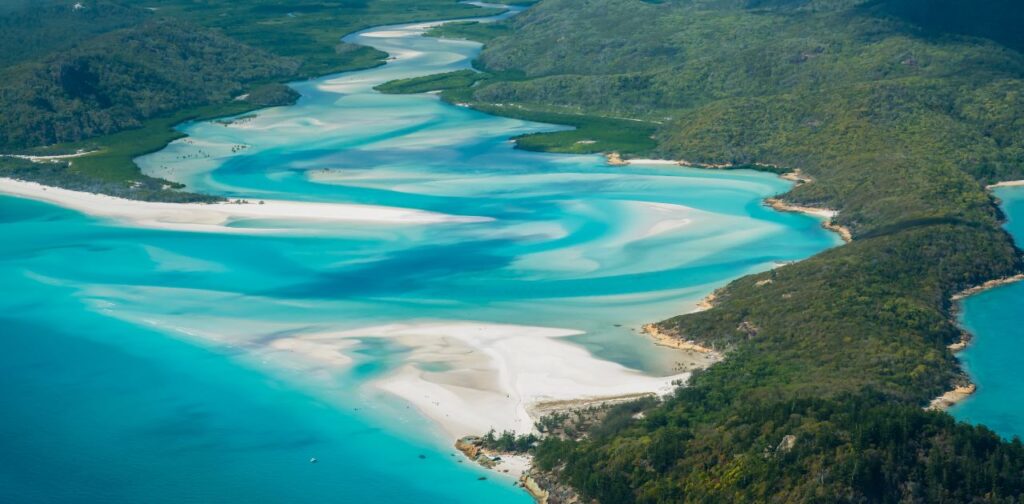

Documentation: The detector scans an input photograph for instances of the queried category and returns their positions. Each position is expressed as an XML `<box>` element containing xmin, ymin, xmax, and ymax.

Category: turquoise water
<box><xmin>0</xmin><ymin>6</ymin><xmax>840</xmax><ymax>502</ymax></box>
<box><xmin>952</xmin><ymin>186</ymin><xmax>1024</xmax><ymax>440</ymax></box>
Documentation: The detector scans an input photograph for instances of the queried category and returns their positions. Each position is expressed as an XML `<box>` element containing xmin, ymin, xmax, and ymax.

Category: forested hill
<box><xmin>0</xmin><ymin>0</ymin><xmax>496</xmax><ymax>201</ymax></box>
<box><xmin>416</xmin><ymin>0</ymin><xmax>1024</xmax><ymax>501</ymax></box>
<box><xmin>0</xmin><ymin>19</ymin><xmax>299</xmax><ymax>148</ymax></box>
<box><xmin>0</xmin><ymin>2</ymin><xmax>145</xmax><ymax>68</ymax></box>
<box><xmin>0</xmin><ymin>0</ymin><xmax>498</xmax><ymax>151</ymax></box>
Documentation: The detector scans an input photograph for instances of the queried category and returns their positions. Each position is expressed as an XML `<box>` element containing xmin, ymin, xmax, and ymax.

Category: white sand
<box><xmin>3</xmin><ymin>150</ymin><xmax>97</xmax><ymax>162</ymax></box>
<box><xmin>765</xmin><ymin>197</ymin><xmax>838</xmax><ymax>219</ymax></box>
<box><xmin>0</xmin><ymin>178</ymin><xmax>490</xmax><ymax>233</ymax></box>
<box><xmin>278</xmin><ymin>321</ymin><xmax>689</xmax><ymax>439</ymax></box>
<box><xmin>492</xmin><ymin>453</ymin><xmax>532</xmax><ymax>480</ymax></box>
<box><xmin>270</xmin><ymin>338</ymin><xmax>356</xmax><ymax>367</ymax></box>
<box><xmin>638</xmin><ymin>201</ymin><xmax>694</xmax><ymax>239</ymax></box>
<box><xmin>626</xmin><ymin>159</ymin><xmax>683</xmax><ymax>166</ymax></box>
<box><xmin>988</xmin><ymin>180</ymin><xmax>1024</xmax><ymax>189</ymax></box>
<box><xmin>359</xmin><ymin>29</ymin><xmax>417</xmax><ymax>38</ymax></box>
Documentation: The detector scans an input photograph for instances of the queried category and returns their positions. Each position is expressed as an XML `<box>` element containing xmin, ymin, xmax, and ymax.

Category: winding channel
<box><xmin>0</xmin><ymin>4</ymin><xmax>840</xmax><ymax>502</ymax></box>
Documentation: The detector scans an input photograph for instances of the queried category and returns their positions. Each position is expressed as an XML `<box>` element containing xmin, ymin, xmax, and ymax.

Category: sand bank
<box><xmin>272</xmin><ymin>321</ymin><xmax>691</xmax><ymax>439</ymax></box>
<box><xmin>0</xmin><ymin>178</ymin><xmax>489</xmax><ymax>233</ymax></box>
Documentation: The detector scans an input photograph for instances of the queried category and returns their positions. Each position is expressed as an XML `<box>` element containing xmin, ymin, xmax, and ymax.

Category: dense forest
<box><xmin>0</xmin><ymin>0</ymin><xmax>497</xmax><ymax>199</ymax></box>
<box><xmin>394</xmin><ymin>0</ymin><xmax>1024</xmax><ymax>501</ymax></box>
<box><xmin>0</xmin><ymin>20</ymin><xmax>299</xmax><ymax>148</ymax></box>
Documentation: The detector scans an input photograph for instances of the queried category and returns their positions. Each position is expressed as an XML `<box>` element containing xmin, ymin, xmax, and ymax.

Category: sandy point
<box><xmin>0</xmin><ymin>178</ymin><xmax>491</xmax><ymax>234</ymax></box>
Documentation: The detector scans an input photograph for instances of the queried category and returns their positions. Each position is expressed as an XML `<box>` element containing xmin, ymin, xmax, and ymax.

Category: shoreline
<box><xmin>604</xmin><ymin>154</ymin><xmax>852</xmax><ymax>243</ymax></box>
<box><xmin>934</xmin><ymin>177</ymin><xmax>1024</xmax><ymax>411</ymax></box>
<box><xmin>950</xmin><ymin>273</ymin><xmax>1024</xmax><ymax>302</ymax></box>
<box><xmin>928</xmin><ymin>383</ymin><xmax>977</xmax><ymax>411</ymax></box>
<box><xmin>0</xmin><ymin>178</ymin><xmax>489</xmax><ymax>233</ymax></box>
<box><xmin>986</xmin><ymin>179</ymin><xmax>1024</xmax><ymax>189</ymax></box>
<box><xmin>455</xmin><ymin>437</ymin><xmax>550</xmax><ymax>502</ymax></box>
<box><xmin>764</xmin><ymin>197</ymin><xmax>853</xmax><ymax>243</ymax></box>
<box><xmin>933</xmin><ymin>274</ymin><xmax>1024</xmax><ymax>410</ymax></box>
<box><xmin>641</xmin><ymin>323</ymin><xmax>720</xmax><ymax>356</ymax></box>
<box><xmin>279</xmin><ymin>321</ymin><xmax>695</xmax><ymax>439</ymax></box>
<box><xmin>694</xmin><ymin>290</ymin><xmax>718</xmax><ymax>312</ymax></box>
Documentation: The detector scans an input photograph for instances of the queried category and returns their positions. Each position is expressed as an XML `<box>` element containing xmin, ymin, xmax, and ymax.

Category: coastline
<box><xmin>605</xmin><ymin>154</ymin><xmax>852</xmax><ymax>243</ymax></box>
<box><xmin>928</xmin><ymin>383</ymin><xmax>977</xmax><ymax>411</ymax></box>
<box><xmin>641</xmin><ymin>323</ymin><xmax>720</xmax><ymax>356</ymax></box>
<box><xmin>986</xmin><ymin>179</ymin><xmax>1024</xmax><ymax>189</ymax></box>
<box><xmin>932</xmin><ymin>274</ymin><xmax>1024</xmax><ymax>411</ymax></box>
<box><xmin>950</xmin><ymin>274</ymin><xmax>1024</xmax><ymax>302</ymax></box>
<box><xmin>764</xmin><ymin>197</ymin><xmax>852</xmax><ymax>243</ymax></box>
<box><xmin>0</xmin><ymin>178</ymin><xmax>489</xmax><ymax>233</ymax></box>
<box><xmin>276</xmin><ymin>321</ymin><xmax>695</xmax><ymax>439</ymax></box>
<box><xmin>694</xmin><ymin>290</ymin><xmax>718</xmax><ymax>312</ymax></box>
<box><xmin>932</xmin><ymin>179</ymin><xmax>1024</xmax><ymax>411</ymax></box>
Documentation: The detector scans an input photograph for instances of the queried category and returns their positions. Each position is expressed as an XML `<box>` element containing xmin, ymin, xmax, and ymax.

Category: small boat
<box><xmin>309</xmin><ymin>457</ymin><xmax>318</xmax><ymax>464</ymax></box>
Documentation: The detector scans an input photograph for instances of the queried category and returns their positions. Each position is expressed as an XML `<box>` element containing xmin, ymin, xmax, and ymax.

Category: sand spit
<box><xmin>0</xmin><ymin>178</ymin><xmax>490</xmax><ymax>234</ymax></box>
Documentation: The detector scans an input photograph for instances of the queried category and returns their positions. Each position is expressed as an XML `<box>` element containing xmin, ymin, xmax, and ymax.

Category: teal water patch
<box><xmin>952</xmin><ymin>186</ymin><xmax>1024</xmax><ymax>440</ymax></box>
<box><xmin>0</xmin><ymin>5</ymin><xmax>841</xmax><ymax>502</ymax></box>
<box><xmin>0</xmin><ymin>197</ymin><xmax>528</xmax><ymax>503</ymax></box>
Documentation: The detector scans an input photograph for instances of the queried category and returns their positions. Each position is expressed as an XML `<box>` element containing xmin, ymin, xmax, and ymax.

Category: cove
<box><xmin>951</xmin><ymin>185</ymin><xmax>1024</xmax><ymax>440</ymax></box>
<box><xmin>0</xmin><ymin>4</ymin><xmax>840</xmax><ymax>502</ymax></box>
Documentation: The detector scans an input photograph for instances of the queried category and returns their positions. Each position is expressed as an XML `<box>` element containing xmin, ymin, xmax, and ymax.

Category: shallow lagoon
<box><xmin>0</xmin><ymin>8</ymin><xmax>840</xmax><ymax>502</ymax></box>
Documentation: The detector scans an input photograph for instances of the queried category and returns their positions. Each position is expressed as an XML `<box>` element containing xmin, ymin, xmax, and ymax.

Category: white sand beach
<box><xmin>0</xmin><ymin>178</ymin><xmax>490</xmax><ymax>233</ymax></box>
<box><xmin>273</xmin><ymin>321</ymin><xmax>692</xmax><ymax>438</ymax></box>
<box><xmin>2</xmin><ymin>150</ymin><xmax>97</xmax><ymax>162</ymax></box>
<box><xmin>987</xmin><ymin>180</ymin><xmax>1024</xmax><ymax>189</ymax></box>
<box><xmin>626</xmin><ymin>158</ymin><xmax>684</xmax><ymax>166</ymax></box>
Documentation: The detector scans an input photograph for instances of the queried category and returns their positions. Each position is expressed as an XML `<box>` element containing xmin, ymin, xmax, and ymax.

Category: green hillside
<box><xmin>397</xmin><ymin>0</ymin><xmax>1024</xmax><ymax>501</ymax></box>
<box><xmin>0</xmin><ymin>20</ymin><xmax>299</xmax><ymax>148</ymax></box>
<box><xmin>0</xmin><ymin>0</ymin><xmax>498</xmax><ymax>200</ymax></box>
